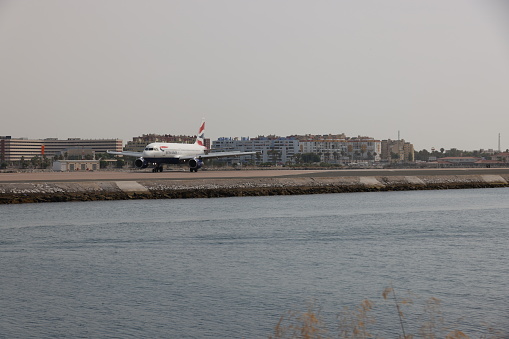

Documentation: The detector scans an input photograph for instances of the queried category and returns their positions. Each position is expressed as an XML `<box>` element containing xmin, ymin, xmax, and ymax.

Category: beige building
<box><xmin>381</xmin><ymin>139</ymin><xmax>415</xmax><ymax>163</ymax></box>
<box><xmin>52</xmin><ymin>160</ymin><xmax>100</xmax><ymax>171</ymax></box>
<box><xmin>1</xmin><ymin>136</ymin><xmax>122</xmax><ymax>163</ymax></box>
<box><xmin>299</xmin><ymin>135</ymin><xmax>381</xmax><ymax>163</ymax></box>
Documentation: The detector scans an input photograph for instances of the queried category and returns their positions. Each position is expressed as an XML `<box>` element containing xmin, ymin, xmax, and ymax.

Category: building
<box><xmin>437</xmin><ymin>157</ymin><xmax>481</xmax><ymax>165</ymax></box>
<box><xmin>479</xmin><ymin>149</ymin><xmax>496</xmax><ymax>155</ymax></box>
<box><xmin>492</xmin><ymin>152</ymin><xmax>509</xmax><ymax>163</ymax></box>
<box><xmin>298</xmin><ymin>134</ymin><xmax>346</xmax><ymax>163</ymax></box>
<box><xmin>212</xmin><ymin>136</ymin><xmax>299</xmax><ymax>164</ymax></box>
<box><xmin>213</xmin><ymin>134</ymin><xmax>381</xmax><ymax>165</ymax></box>
<box><xmin>298</xmin><ymin>135</ymin><xmax>381</xmax><ymax>163</ymax></box>
<box><xmin>438</xmin><ymin>156</ymin><xmax>508</xmax><ymax>167</ymax></box>
<box><xmin>0</xmin><ymin>136</ymin><xmax>122</xmax><ymax>163</ymax></box>
<box><xmin>381</xmin><ymin>139</ymin><xmax>414</xmax><ymax>163</ymax></box>
<box><xmin>124</xmin><ymin>134</ymin><xmax>211</xmax><ymax>152</ymax></box>
<box><xmin>346</xmin><ymin>136</ymin><xmax>382</xmax><ymax>163</ymax></box>
<box><xmin>53</xmin><ymin>160</ymin><xmax>100</xmax><ymax>171</ymax></box>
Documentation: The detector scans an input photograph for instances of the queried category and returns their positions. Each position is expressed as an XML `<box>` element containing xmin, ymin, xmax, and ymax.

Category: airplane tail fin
<box><xmin>195</xmin><ymin>120</ymin><xmax>205</xmax><ymax>147</ymax></box>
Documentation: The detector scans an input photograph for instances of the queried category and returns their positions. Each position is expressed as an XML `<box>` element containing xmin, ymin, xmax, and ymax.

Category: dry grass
<box><xmin>270</xmin><ymin>302</ymin><xmax>329</xmax><ymax>339</ymax></box>
<box><xmin>268</xmin><ymin>287</ymin><xmax>504</xmax><ymax>339</ymax></box>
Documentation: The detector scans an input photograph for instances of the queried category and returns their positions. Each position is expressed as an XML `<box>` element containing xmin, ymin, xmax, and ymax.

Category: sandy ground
<box><xmin>1</xmin><ymin>167</ymin><xmax>509</xmax><ymax>183</ymax></box>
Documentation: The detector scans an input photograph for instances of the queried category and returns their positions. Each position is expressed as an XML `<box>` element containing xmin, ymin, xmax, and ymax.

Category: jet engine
<box><xmin>134</xmin><ymin>157</ymin><xmax>149</xmax><ymax>169</ymax></box>
<box><xmin>188</xmin><ymin>158</ymin><xmax>203</xmax><ymax>172</ymax></box>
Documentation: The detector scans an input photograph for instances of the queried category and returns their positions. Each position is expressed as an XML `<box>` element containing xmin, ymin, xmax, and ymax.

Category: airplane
<box><xmin>107</xmin><ymin>121</ymin><xmax>257</xmax><ymax>172</ymax></box>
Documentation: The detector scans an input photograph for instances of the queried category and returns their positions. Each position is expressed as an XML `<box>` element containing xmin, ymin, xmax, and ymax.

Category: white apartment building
<box><xmin>300</xmin><ymin>136</ymin><xmax>381</xmax><ymax>163</ymax></box>
<box><xmin>212</xmin><ymin>135</ymin><xmax>381</xmax><ymax>165</ymax></box>
<box><xmin>347</xmin><ymin>136</ymin><xmax>382</xmax><ymax>162</ymax></box>
<box><xmin>212</xmin><ymin>137</ymin><xmax>299</xmax><ymax>164</ymax></box>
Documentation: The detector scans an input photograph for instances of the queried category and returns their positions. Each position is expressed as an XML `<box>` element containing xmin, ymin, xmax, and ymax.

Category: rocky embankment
<box><xmin>1</xmin><ymin>173</ymin><xmax>509</xmax><ymax>204</ymax></box>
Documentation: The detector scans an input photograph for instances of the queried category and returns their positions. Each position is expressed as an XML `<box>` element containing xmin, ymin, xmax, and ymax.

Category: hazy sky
<box><xmin>1</xmin><ymin>0</ymin><xmax>508</xmax><ymax>150</ymax></box>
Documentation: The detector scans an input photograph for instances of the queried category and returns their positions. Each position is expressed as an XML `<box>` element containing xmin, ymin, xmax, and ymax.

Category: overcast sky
<box><xmin>1</xmin><ymin>0</ymin><xmax>508</xmax><ymax>150</ymax></box>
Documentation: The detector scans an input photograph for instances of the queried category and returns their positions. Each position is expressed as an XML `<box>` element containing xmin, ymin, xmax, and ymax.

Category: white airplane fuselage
<box><xmin>140</xmin><ymin>142</ymin><xmax>206</xmax><ymax>164</ymax></box>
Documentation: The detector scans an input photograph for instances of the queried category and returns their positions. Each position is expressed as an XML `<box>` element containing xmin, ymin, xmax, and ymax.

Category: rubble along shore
<box><xmin>1</xmin><ymin>173</ymin><xmax>509</xmax><ymax>204</ymax></box>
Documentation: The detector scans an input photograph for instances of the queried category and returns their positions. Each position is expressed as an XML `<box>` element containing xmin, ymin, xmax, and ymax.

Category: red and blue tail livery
<box><xmin>195</xmin><ymin>120</ymin><xmax>205</xmax><ymax>147</ymax></box>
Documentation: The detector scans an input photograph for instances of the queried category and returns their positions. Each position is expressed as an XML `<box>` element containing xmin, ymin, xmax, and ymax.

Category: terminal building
<box><xmin>0</xmin><ymin>136</ymin><xmax>123</xmax><ymax>163</ymax></box>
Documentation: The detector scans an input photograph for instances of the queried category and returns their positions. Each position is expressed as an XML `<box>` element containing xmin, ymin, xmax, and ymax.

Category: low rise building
<box><xmin>437</xmin><ymin>157</ymin><xmax>481</xmax><ymax>165</ymax></box>
<box><xmin>438</xmin><ymin>157</ymin><xmax>506</xmax><ymax>167</ymax></box>
<box><xmin>52</xmin><ymin>160</ymin><xmax>100</xmax><ymax>171</ymax></box>
<box><xmin>492</xmin><ymin>152</ymin><xmax>509</xmax><ymax>163</ymax></box>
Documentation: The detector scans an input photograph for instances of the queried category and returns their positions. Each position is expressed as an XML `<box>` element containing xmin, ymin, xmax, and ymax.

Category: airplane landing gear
<box><xmin>152</xmin><ymin>165</ymin><xmax>163</xmax><ymax>173</ymax></box>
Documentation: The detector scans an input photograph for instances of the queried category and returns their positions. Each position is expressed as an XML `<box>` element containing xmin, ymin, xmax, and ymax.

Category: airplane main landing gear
<box><xmin>152</xmin><ymin>165</ymin><xmax>163</xmax><ymax>173</ymax></box>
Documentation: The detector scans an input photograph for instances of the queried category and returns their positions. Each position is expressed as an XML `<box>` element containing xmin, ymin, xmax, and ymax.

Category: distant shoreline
<box><xmin>1</xmin><ymin>168</ymin><xmax>509</xmax><ymax>204</ymax></box>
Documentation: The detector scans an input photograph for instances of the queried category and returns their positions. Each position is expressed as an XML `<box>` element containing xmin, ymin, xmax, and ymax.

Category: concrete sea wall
<box><xmin>1</xmin><ymin>173</ymin><xmax>509</xmax><ymax>204</ymax></box>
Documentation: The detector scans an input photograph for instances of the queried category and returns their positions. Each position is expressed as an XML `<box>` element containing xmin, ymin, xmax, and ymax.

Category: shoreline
<box><xmin>1</xmin><ymin>169</ymin><xmax>509</xmax><ymax>204</ymax></box>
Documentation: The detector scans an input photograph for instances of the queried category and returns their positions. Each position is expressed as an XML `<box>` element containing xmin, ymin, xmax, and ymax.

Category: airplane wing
<box><xmin>179</xmin><ymin>151</ymin><xmax>257</xmax><ymax>161</ymax></box>
<box><xmin>107</xmin><ymin>150</ymin><xmax>143</xmax><ymax>157</ymax></box>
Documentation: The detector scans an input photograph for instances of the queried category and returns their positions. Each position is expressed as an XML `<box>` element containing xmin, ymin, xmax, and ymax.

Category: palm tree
<box><xmin>293</xmin><ymin>153</ymin><xmax>302</xmax><ymax>165</ymax></box>
<box><xmin>20</xmin><ymin>156</ymin><xmax>27</xmax><ymax>169</ymax></box>
<box><xmin>268</xmin><ymin>149</ymin><xmax>281</xmax><ymax>164</ymax></box>
<box><xmin>354</xmin><ymin>151</ymin><xmax>361</xmax><ymax>161</ymax></box>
